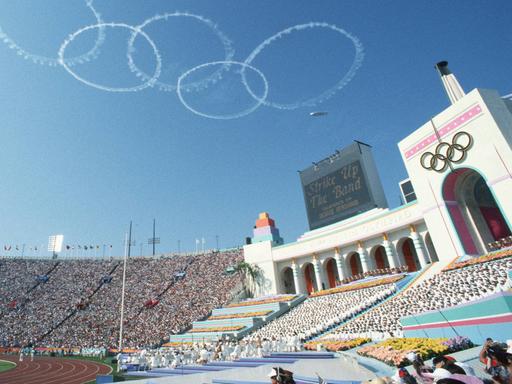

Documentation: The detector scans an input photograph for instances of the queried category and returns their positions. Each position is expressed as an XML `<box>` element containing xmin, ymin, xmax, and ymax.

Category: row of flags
<box><xmin>4</xmin><ymin>245</ymin><xmax>37</xmax><ymax>251</ymax></box>
<box><xmin>65</xmin><ymin>245</ymin><xmax>113</xmax><ymax>250</ymax></box>
<box><xmin>3</xmin><ymin>245</ymin><xmax>113</xmax><ymax>251</ymax></box>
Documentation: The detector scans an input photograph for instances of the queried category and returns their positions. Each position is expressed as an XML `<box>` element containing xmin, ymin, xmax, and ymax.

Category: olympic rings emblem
<box><xmin>420</xmin><ymin>131</ymin><xmax>473</xmax><ymax>172</ymax></box>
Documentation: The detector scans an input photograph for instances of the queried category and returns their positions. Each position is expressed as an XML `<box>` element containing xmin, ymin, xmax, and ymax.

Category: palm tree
<box><xmin>233</xmin><ymin>261</ymin><xmax>263</xmax><ymax>298</ymax></box>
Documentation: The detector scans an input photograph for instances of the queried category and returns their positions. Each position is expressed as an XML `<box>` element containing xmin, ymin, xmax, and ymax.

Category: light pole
<box><xmin>148</xmin><ymin>219</ymin><xmax>160</xmax><ymax>256</ymax></box>
<box><xmin>118</xmin><ymin>221</ymin><xmax>131</xmax><ymax>372</ymax></box>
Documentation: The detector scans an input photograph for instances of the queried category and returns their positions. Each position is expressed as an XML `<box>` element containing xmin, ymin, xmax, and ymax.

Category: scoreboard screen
<box><xmin>300</xmin><ymin>143</ymin><xmax>381</xmax><ymax>230</ymax></box>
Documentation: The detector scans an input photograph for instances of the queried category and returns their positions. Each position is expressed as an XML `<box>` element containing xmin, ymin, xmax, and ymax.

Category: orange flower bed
<box><xmin>227</xmin><ymin>295</ymin><xmax>296</xmax><ymax>307</ymax></box>
<box><xmin>357</xmin><ymin>337</ymin><xmax>473</xmax><ymax>367</ymax></box>
<box><xmin>162</xmin><ymin>342</ymin><xmax>193</xmax><ymax>347</ymax></box>
<box><xmin>208</xmin><ymin>310</ymin><xmax>272</xmax><ymax>320</ymax></box>
<box><xmin>189</xmin><ymin>325</ymin><xmax>244</xmax><ymax>333</ymax></box>
<box><xmin>304</xmin><ymin>337</ymin><xmax>370</xmax><ymax>352</ymax></box>
<box><xmin>443</xmin><ymin>248</ymin><xmax>512</xmax><ymax>272</ymax></box>
<box><xmin>310</xmin><ymin>275</ymin><xmax>404</xmax><ymax>297</ymax></box>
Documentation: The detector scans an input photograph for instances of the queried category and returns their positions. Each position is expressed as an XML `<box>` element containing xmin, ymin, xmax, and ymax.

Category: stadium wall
<box><xmin>400</xmin><ymin>291</ymin><xmax>512</xmax><ymax>344</ymax></box>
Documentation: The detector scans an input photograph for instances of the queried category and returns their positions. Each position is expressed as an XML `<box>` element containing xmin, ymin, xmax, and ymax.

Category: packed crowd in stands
<box><xmin>0</xmin><ymin>259</ymin><xmax>116</xmax><ymax>347</ymax></box>
<box><xmin>488</xmin><ymin>235</ymin><xmax>512</xmax><ymax>251</ymax></box>
<box><xmin>327</xmin><ymin>256</ymin><xmax>512</xmax><ymax>339</ymax></box>
<box><xmin>0</xmin><ymin>259</ymin><xmax>55</xmax><ymax>316</ymax></box>
<box><xmin>0</xmin><ymin>249</ymin><xmax>242</xmax><ymax>349</ymax></box>
<box><xmin>339</xmin><ymin>266</ymin><xmax>409</xmax><ymax>285</ymax></box>
<box><xmin>249</xmin><ymin>283</ymin><xmax>397</xmax><ymax>341</ymax></box>
<box><xmin>132</xmin><ymin>250</ymin><xmax>242</xmax><ymax>346</ymax></box>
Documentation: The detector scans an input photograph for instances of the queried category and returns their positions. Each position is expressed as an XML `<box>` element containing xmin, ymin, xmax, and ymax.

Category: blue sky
<box><xmin>0</xmin><ymin>0</ymin><xmax>511</xmax><ymax>256</ymax></box>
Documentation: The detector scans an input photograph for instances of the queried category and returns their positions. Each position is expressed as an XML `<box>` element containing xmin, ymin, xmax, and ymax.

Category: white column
<box><xmin>357</xmin><ymin>242</ymin><xmax>370</xmax><ymax>273</ymax></box>
<box><xmin>312</xmin><ymin>255</ymin><xmax>323</xmax><ymax>291</ymax></box>
<box><xmin>382</xmin><ymin>234</ymin><xmax>398</xmax><ymax>269</ymax></box>
<box><xmin>410</xmin><ymin>226</ymin><xmax>429</xmax><ymax>269</ymax></box>
<box><xmin>334</xmin><ymin>247</ymin><xmax>346</xmax><ymax>281</ymax></box>
<box><xmin>291</xmin><ymin>261</ymin><xmax>303</xmax><ymax>294</ymax></box>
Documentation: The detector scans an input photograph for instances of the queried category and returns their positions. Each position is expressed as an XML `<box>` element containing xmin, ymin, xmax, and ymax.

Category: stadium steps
<box><xmin>125</xmin><ymin>352</ymin><xmax>340</xmax><ymax>382</ymax></box>
<box><xmin>212</xmin><ymin>380</ymin><xmax>359</xmax><ymax>384</ymax></box>
<box><xmin>167</xmin><ymin>295</ymin><xmax>306</xmax><ymax>343</ymax></box>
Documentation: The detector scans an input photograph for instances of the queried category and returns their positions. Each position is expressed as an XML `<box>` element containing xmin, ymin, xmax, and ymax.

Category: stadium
<box><xmin>1</xmin><ymin>2</ymin><xmax>512</xmax><ymax>384</ymax></box>
<box><xmin>1</xmin><ymin>61</ymin><xmax>512</xmax><ymax>383</ymax></box>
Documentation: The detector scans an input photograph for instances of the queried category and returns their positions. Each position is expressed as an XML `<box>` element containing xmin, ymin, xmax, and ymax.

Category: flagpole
<box><xmin>118</xmin><ymin>222</ymin><xmax>131</xmax><ymax>372</ymax></box>
<box><xmin>152</xmin><ymin>219</ymin><xmax>156</xmax><ymax>256</ymax></box>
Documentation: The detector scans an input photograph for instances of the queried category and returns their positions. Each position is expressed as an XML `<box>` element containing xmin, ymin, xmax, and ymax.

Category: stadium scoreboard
<box><xmin>300</xmin><ymin>142</ymin><xmax>388</xmax><ymax>230</ymax></box>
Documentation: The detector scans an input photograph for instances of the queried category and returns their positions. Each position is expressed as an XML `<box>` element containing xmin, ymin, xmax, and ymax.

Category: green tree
<box><xmin>233</xmin><ymin>261</ymin><xmax>263</xmax><ymax>298</ymax></box>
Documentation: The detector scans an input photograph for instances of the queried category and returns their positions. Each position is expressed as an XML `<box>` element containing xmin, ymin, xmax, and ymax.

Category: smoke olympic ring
<box><xmin>176</xmin><ymin>61</ymin><xmax>268</xmax><ymax>120</ymax></box>
<box><xmin>242</xmin><ymin>22</ymin><xmax>364</xmax><ymax>110</ymax></box>
<box><xmin>127</xmin><ymin>12</ymin><xmax>235</xmax><ymax>92</ymax></box>
<box><xmin>2</xmin><ymin>4</ymin><xmax>364</xmax><ymax>119</ymax></box>
<box><xmin>0</xmin><ymin>0</ymin><xmax>105</xmax><ymax>67</ymax></box>
<box><xmin>58</xmin><ymin>23</ymin><xmax>162</xmax><ymax>93</ymax></box>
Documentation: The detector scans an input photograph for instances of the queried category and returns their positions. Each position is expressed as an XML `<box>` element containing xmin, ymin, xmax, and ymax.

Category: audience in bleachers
<box><xmin>0</xmin><ymin>259</ymin><xmax>116</xmax><ymax>347</ymax></box>
<box><xmin>0</xmin><ymin>259</ymin><xmax>56</xmax><ymax>314</ymax></box>
<box><xmin>328</xmin><ymin>257</ymin><xmax>512</xmax><ymax>339</ymax></box>
<box><xmin>340</xmin><ymin>266</ymin><xmax>408</xmax><ymax>285</ymax></box>
<box><xmin>249</xmin><ymin>283</ymin><xmax>396</xmax><ymax>341</ymax></box>
<box><xmin>0</xmin><ymin>250</ymin><xmax>242</xmax><ymax>349</ymax></box>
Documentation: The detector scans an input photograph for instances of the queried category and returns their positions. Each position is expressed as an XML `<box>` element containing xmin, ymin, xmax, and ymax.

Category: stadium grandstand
<box><xmin>1</xmin><ymin>62</ymin><xmax>512</xmax><ymax>384</ymax></box>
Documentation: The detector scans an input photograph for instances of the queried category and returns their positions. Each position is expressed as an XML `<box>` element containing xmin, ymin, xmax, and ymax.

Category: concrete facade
<box><xmin>244</xmin><ymin>88</ymin><xmax>512</xmax><ymax>297</ymax></box>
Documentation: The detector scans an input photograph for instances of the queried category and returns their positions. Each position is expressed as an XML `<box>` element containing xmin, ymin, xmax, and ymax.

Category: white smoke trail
<box><xmin>58</xmin><ymin>23</ymin><xmax>162</xmax><ymax>93</ymax></box>
<box><xmin>242</xmin><ymin>22</ymin><xmax>364</xmax><ymax>110</ymax></box>
<box><xmin>127</xmin><ymin>12</ymin><xmax>235</xmax><ymax>93</ymax></box>
<box><xmin>0</xmin><ymin>0</ymin><xmax>105</xmax><ymax>67</ymax></box>
<box><xmin>176</xmin><ymin>60</ymin><xmax>268</xmax><ymax>120</ymax></box>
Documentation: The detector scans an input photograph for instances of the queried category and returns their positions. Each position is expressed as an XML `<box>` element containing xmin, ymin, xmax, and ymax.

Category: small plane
<box><xmin>309</xmin><ymin>111</ymin><xmax>328</xmax><ymax>117</ymax></box>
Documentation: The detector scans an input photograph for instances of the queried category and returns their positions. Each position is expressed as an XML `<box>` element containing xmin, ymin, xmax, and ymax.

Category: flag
<box><xmin>66</xmin><ymin>245</ymin><xmax>71</xmax><ymax>250</ymax></box>
<box><xmin>84</xmin><ymin>246</ymin><xmax>88</xmax><ymax>250</ymax></box>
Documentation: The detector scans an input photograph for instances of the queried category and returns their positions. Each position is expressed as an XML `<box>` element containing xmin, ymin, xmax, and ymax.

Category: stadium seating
<box><xmin>0</xmin><ymin>249</ymin><xmax>242</xmax><ymax>348</ymax></box>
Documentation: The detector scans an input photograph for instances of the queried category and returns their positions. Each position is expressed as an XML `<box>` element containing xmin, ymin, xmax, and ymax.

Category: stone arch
<box><xmin>424</xmin><ymin>232</ymin><xmax>439</xmax><ymax>263</ymax></box>
<box><xmin>301</xmin><ymin>262</ymin><xmax>317</xmax><ymax>294</ymax></box>
<box><xmin>370</xmin><ymin>245</ymin><xmax>389</xmax><ymax>270</ymax></box>
<box><xmin>323</xmin><ymin>257</ymin><xmax>339</xmax><ymax>288</ymax></box>
<box><xmin>346</xmin><ymin>252</ymin><xmax>363</xmax><ymax>276</ymax></box>
<box><xmin>396</xmin><ymin>237</ymin><xmax>420</xmax><ymax>272</ymax></box>
<box><xmin>281</xmin><ymin>266</ymin><xmax>296</xmax><ymax>294</ymax></box>
<box><xmin>442</xmin><ymin>168</ymin><xmax>511</xmax><ymax>254</ymax></box>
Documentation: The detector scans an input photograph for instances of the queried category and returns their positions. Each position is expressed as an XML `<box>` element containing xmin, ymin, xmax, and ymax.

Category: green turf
<box><xmin>0</xmin><ymin>360</ymin><xmax>16</xmax><ymax>373</ymax></box>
